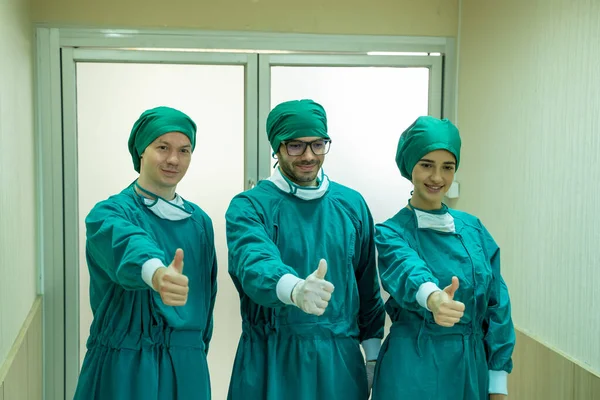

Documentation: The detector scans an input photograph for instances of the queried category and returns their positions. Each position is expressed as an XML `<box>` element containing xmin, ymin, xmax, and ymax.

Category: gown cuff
<box><xmin>416</xmin><ymin>281</ymin><xmax>442</xmax><ymax>311</ymax></box>
<box><xmin>276</xmin><ymin>274</ymin><xmax>302</xmax><ymax>305</ymax></box>
<box><xmin>142</xmin><ymin>258</ymin><xmax>166</xmax><ymax>290</ymax></box>
<box><xmin>361</xmin><ymin>338</ymin><xmax>382</xmax><ymax>361</ymax></box>
<box><xmin>488</xmin><ymin>370</ymin><xmax>508</xmax><ymax>395</ymax></box>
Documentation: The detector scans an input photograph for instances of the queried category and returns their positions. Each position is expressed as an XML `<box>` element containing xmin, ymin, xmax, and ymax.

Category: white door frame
<box><xmin>35</xmin><ymin>26</ymin><xmax>457</xmax><ymax>400</ymax></box>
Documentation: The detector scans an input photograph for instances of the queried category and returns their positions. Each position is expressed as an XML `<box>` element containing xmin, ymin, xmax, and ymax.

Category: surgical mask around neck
<box><xmin>134</xmin><ymin>182</ymin><xmax>192</xmax><ymax>221</ymax></box>
<box><xmin>268</xmin><ymin>167</ymin><xmax>330</xmax><ymax>201</ymax></box>
<box><xmin>411</xmin><ymin>202</ymin><xmax>456</xmax><ymax>233</ymax></box>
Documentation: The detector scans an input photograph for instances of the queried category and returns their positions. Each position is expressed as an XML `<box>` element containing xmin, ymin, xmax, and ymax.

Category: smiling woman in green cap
<box><xmin>73</xmin><ymin>106</ymin><xmax>218</xmax><ymax>400</ymax></box>
<box><xmin>225</xmin><ymin>99</ymin><xmax>385</xmax><ymax>400</ymax></box>
<box><xmin>372</xmin><ymin>116</ymin><xmax>515</xmax><ymax>400</ymax></box>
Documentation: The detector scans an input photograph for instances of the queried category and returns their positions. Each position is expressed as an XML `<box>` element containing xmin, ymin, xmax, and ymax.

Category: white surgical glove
<box><xmin>291</xmin><ymin>259</ymin><xmax>335</xmax><ymax>316</ymax></box>
<box><xmin>427</xmin><ymin>276</ymin><xmax>465</xmax><ymax>327</ymax></box>
<box><xmin>366</xmin><ymin>360</ymin><xmax>376</xmax><ymax>394</ymax></box>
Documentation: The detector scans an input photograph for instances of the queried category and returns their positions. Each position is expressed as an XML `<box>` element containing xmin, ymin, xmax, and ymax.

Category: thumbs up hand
<box><xmin>426</xmin><ymin>276</ymin><xmax>465</xmax><ymax>327</ymax></box>
<box><xmin>152</xmin><ymin>248</ymin><xmax>189</xmax><ymax>306</ymax></box>
<box><xmin>291</xmin><ymin>259</ymin><xmax>335</xmax><ymax>316</ymax></box>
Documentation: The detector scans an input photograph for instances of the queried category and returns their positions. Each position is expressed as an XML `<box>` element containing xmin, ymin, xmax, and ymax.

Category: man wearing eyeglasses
<box><xmin>225</xmin><ymin>99</ymin><xmax>385</xmax><ymax>400</ymax></box>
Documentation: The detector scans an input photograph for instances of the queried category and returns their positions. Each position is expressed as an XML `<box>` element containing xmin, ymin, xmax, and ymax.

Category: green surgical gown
<box><xmin>225</xmin><ymin>180</ymin><xmax>385</xmax><ymax>400</ymax></box>
<box><xmin>73</xmin><ymin>185</ymin><xmax>217</xmax><ymax>400</ymax></box>
<box><xmin>372</xmin><ymin>205</ymin><xmax>515</xmax><ymax>400</ymax></box>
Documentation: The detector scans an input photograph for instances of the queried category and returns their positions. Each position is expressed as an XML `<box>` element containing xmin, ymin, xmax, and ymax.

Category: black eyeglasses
<box><xmin>282</xmin><ymin>139</ymin><xmax>332</xmax><ymax>156</ymax></box>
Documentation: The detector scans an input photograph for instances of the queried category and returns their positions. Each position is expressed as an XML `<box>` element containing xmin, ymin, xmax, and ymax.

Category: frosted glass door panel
<box><xmin>76</xmin><ymin>62</ymin><xmax>244</xmax><ymax>399</ymax></box>
<box><xmin>270</xmin><ymin>66</ymin><xmax>430</xmax><ymax>224</ymax></box>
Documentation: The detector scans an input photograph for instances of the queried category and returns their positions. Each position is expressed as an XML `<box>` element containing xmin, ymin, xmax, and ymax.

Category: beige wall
<box><xmin>458</xmin><ymin>0</ymin><xmax>600</xmax><ymax>377</ymax></box>
<box><xmin>31</xmin><ymin>0</ymin><xmax>458</xmax><ymax>37</ymax></box>
<box><xmin>509</xmin><ymin>329</ymin><xmax>600</xmax><ymax>399</ymax></box>
<box><xmin>0</xmin><ymin>297</ymin><xmax>42</xmax><ymax>400</ymax></box>
<box><xmin>0</xmin><ymin>0</ymin><xmax>38</xmax><ymax>373</ymax></box>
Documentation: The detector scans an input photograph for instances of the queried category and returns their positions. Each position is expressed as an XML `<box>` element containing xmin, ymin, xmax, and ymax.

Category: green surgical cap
<box><xmin>266</xmin><ymin>99</ymin><xmax>330</xmax><ymax>153</ymax></box>
<box><xmin>395</xmin><ymin>116</ymin><xmax>461</xmax><ymax>180</ymax></box>
<box><xmin>128</xmin><ymin>106</ymin><xmax>197</xmax><ymax>173</ymax></box>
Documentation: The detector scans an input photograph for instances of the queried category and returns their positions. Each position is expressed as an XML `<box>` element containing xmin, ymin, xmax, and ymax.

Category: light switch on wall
<box><xmin>445</xmin><ymin>181</ymin><xmax>459</xmax><ymax>199</ymax></box>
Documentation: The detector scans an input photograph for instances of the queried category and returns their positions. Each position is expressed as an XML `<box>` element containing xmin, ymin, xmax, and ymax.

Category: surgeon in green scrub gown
<box><xmin>371</xmin><ymin>116</ymin><xmax>515</xmax><ymax>400</ymax></box>
<box><xmin>225</xmin><ymin>99</ymin><xmax>386</xmax><ymax>400</ymax></box>
<box><xmin>73</xmin><ymin>106</ymin><xmax>217</xmax><ymax>400</ymax></box>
